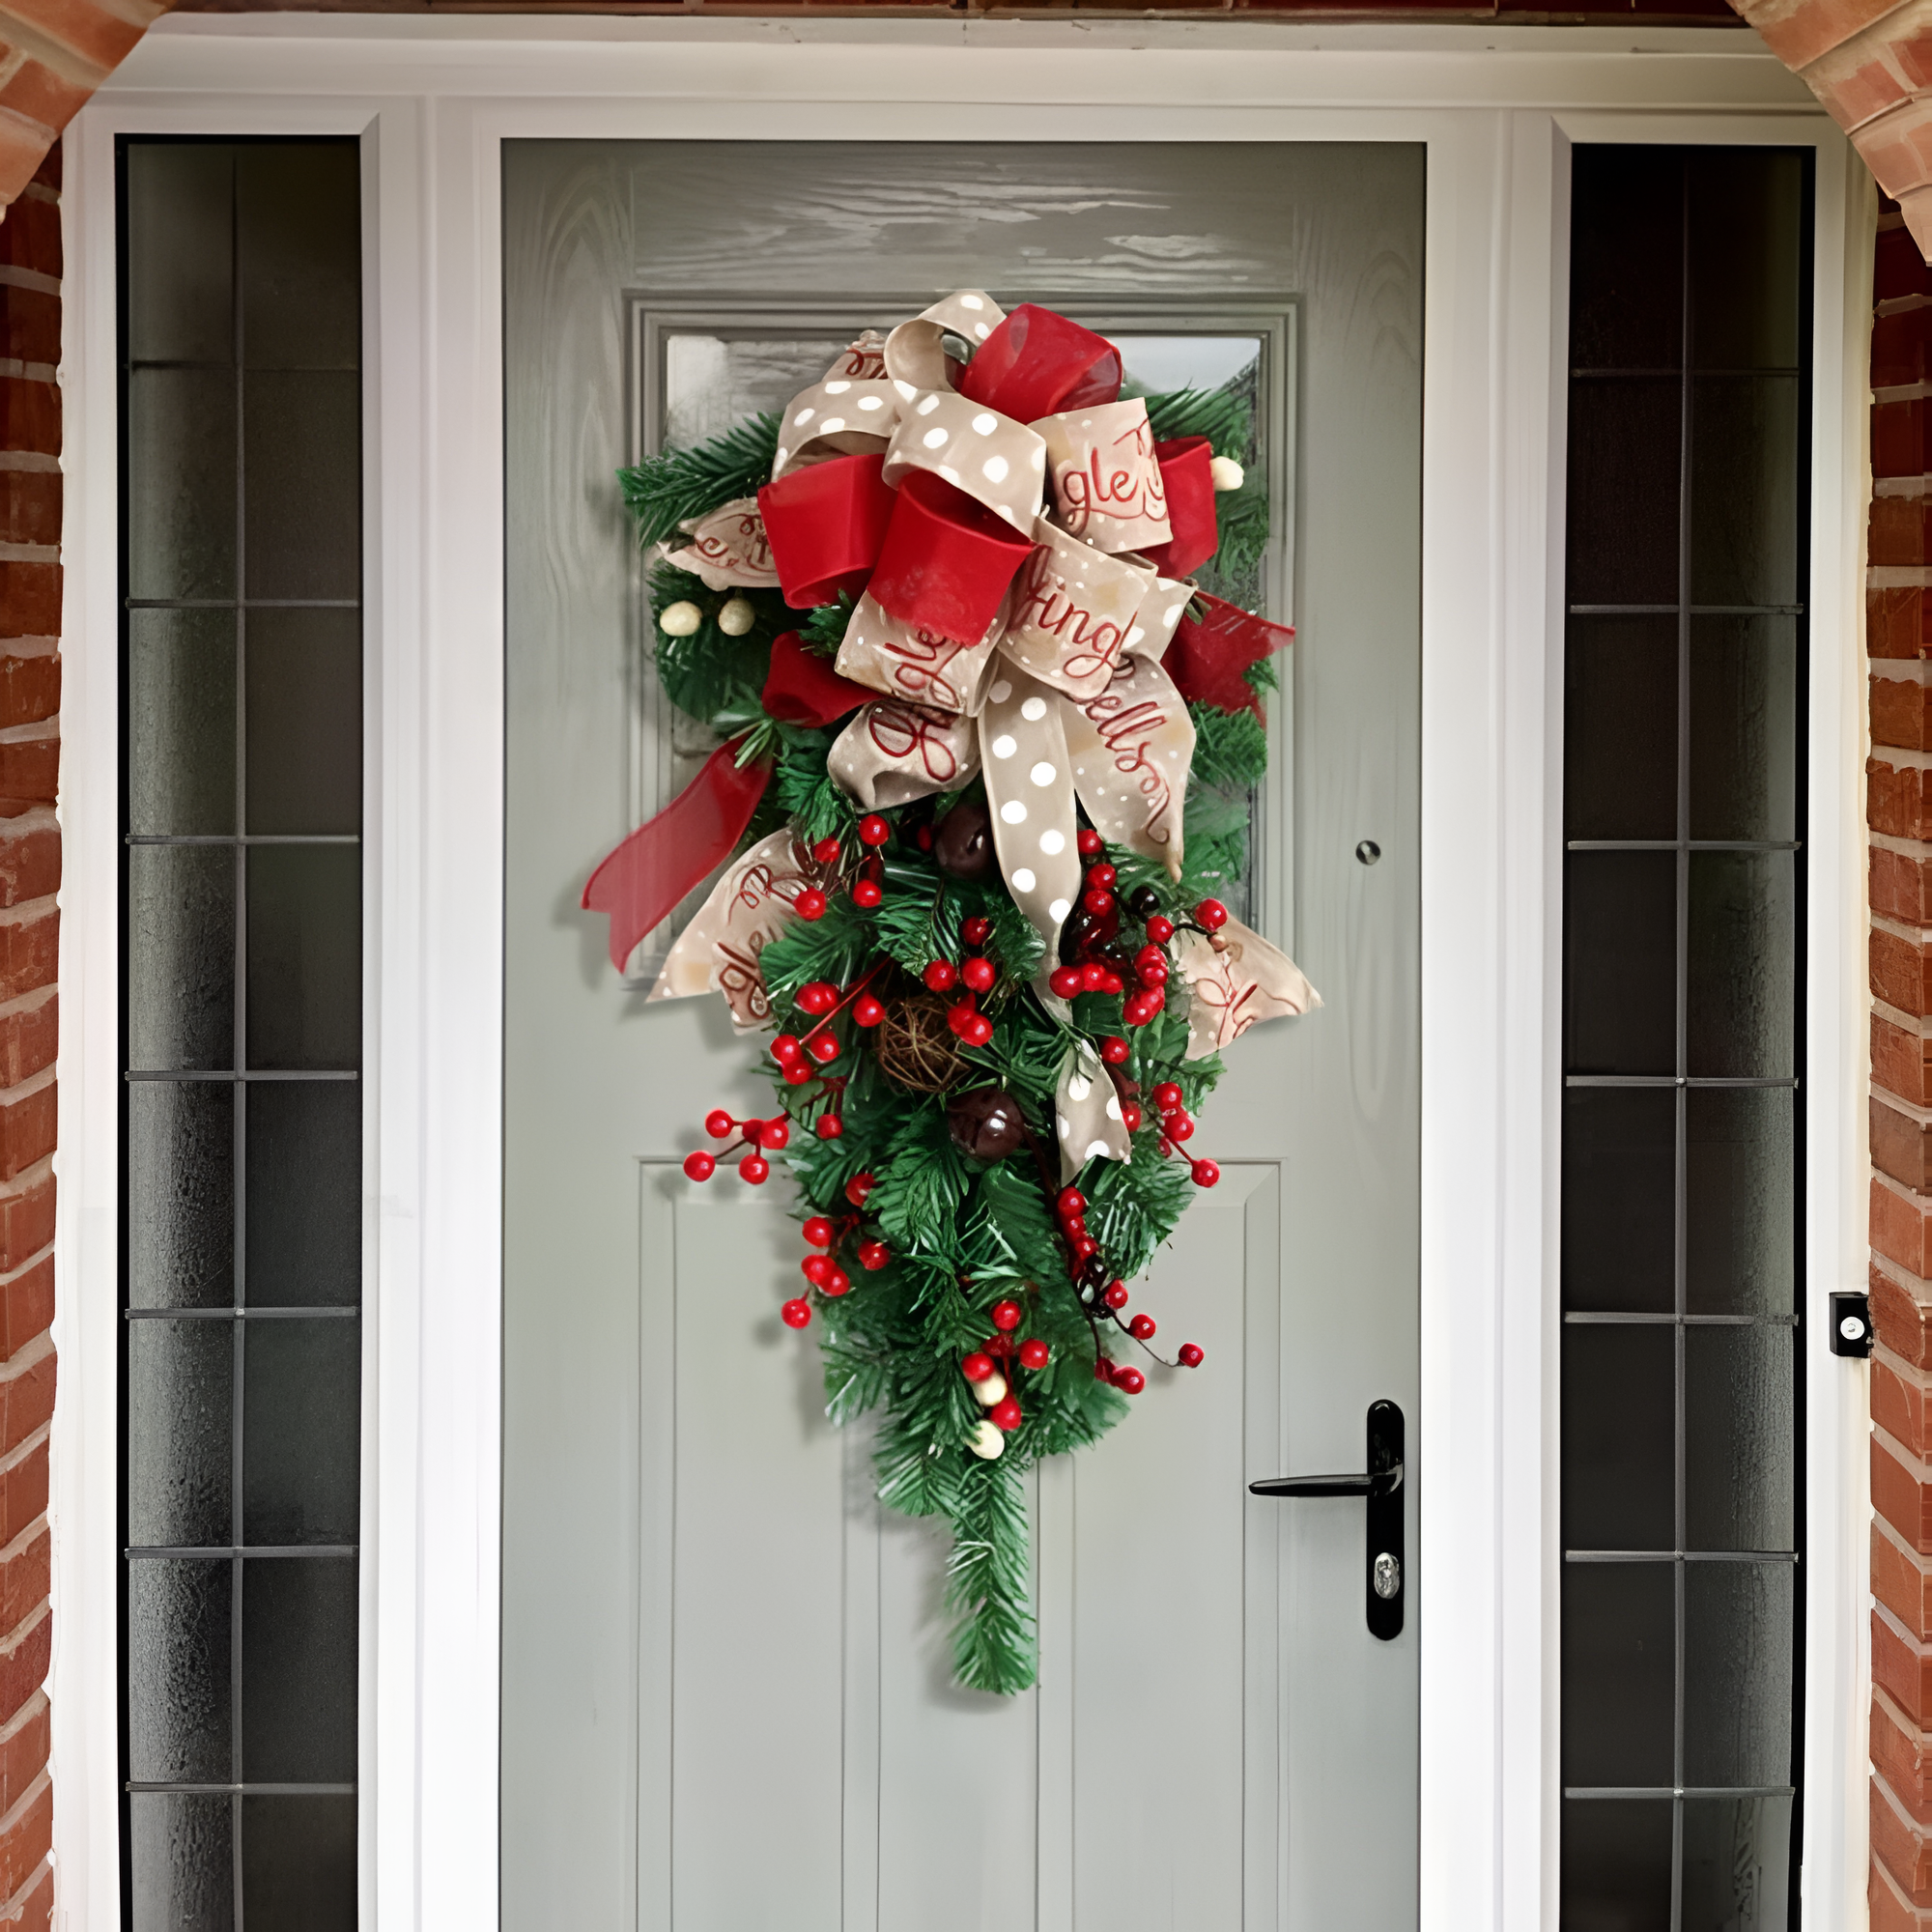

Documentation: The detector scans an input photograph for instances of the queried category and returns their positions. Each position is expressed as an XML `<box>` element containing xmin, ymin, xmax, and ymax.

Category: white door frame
<box><xmin>52</xmin><ymin>21</ymin><xmax>1868</xmax><ymax>1930</ymax></box>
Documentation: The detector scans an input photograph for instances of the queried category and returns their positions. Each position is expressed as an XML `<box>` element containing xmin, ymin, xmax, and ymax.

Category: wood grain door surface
<box><xmin>501</xmin><ymin>139</ymin><xmax>1423</xmax><ymax>1932</ymax></box>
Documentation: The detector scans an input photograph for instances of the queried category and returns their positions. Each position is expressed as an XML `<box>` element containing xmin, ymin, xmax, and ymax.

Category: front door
<box><xmin>499</xmin><ymin>138</ymin><xmax>1422</xmax><ymax>1931</ymax></box>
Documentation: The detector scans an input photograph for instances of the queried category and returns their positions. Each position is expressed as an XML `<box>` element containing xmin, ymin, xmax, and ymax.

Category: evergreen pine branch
<box><xmin>1143</xmin><ymin>385</ymin><xmax>1253</xmax><ymax>460</ymax></box>
<box><xmin>946</xmin><ymin>1460</ymin><xmax>1037</xmax><ymax>1695</ymax></box>
<box><xmin>618</xmin><ymin>413</ymin><xmax>781</xmax><ymax>549</ymax></box>
<box><xmin>1190</xmin><ymin>703</ymin><xmax>1269</xmax><ymax>793</ymax></box>
<box><xmin>868</xmin><ymin>1106</ymin><xmax>971</xmax><ymax>1249</ymax></box>
<box><xmin>798</xmin><ymin>595</ymin><xmax>856</xmax><ymax>659</ymax></box>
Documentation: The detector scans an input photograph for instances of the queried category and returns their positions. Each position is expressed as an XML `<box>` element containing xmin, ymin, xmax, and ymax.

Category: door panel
<box><xmin>502</xmin><ymin>139</ymin><xmax>1422</xmax><ymax>1932</ymax></box>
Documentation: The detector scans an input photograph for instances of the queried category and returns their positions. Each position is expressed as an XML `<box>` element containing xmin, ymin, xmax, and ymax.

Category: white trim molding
<box><xmin>51</xmin><ymin>20</ymin><xmax>1862</xmax><ymax>1932</ymax></box>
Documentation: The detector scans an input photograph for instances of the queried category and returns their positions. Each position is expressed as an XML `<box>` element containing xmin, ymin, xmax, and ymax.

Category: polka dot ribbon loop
<box><xmin>1062</xmin><ymin>652</ymin><xmax>1197</xmax><ymax>879</ymax></box>
<box><xmin>979</xmin><ymin>670</ymin><xmax>1084</xmax><ymax>985</ymax></box>
<box><xmin>827</xmin><ymin>698</ymin><xmax>982</xmax><ymax>811</ymax></box>
<box><xmin>1053</xmin><ymin>1038</ymin><xmax>1132</xmax><ymax>1185</ymax></box>
<box><xmin>645</xmin><ymin>830</ymin><xmax>815</xmax><ymax>1030</ymax></box>
<box><xmin>770</xmin><ymin>379</ymin><xmax>908</xmax><ymax>480</ymax></box>
<box><xmin>884</xmin><ymin>290</ymin><xmax>1008</xmax><ymax>395</ymax></box>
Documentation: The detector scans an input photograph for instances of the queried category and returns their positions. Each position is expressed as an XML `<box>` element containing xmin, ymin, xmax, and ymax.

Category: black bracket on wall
<box><xmin>1248</xmin><ymin>1399</ymin><xmax>1406</xmax><ymax>1640</ymax></box>
<box><xmin>1830</xmin><ymin>1292</ymin><xmax>1873</xmax><ymax>1359</ymax></box>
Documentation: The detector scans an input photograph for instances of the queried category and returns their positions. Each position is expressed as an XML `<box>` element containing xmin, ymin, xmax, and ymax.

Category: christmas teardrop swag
<box><xmin>585</xmin><ymin>293</ymin><xmax>1321</xmax><ymax>1694</ymax></box>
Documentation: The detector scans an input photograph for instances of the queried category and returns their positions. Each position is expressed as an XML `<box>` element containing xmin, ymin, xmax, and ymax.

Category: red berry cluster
<box><xmin>681</xmin><ymin>1110</ymin><xmax>789</xmax><ymax>1184</ymax></box>
<box><xmin>792</xmin><ymin>814</ymin><xmax>893</xmax><ymax>924</ymax></box>
<box><xmin>924</xmin><ymin>914</ymin><xmax>1001</xmax><ymax>1046</ymax></box>
<box><xmin>1051</xmin><ymin>1183</ymin><xmax>1203</xmax><ymax>1387</ymax></box>
<box><xmin>780</xmin><ymin>1192</ymin><xmax>892</xmax><ymax>1328</ymax></box>
<box><xmin>959</xmin><ymin>1296</ymin><xmax>1050</xmax><ymax>1432</ymax></box>
<box><xmin>1147</xmin><ymin>1080</ymin><xmax>1220</xmax><ymax>1188</ymax></box>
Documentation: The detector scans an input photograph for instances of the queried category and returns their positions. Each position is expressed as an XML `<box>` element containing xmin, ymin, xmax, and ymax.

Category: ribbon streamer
<box><xmin>1165</xmin><ymin>591</ymin><xmax>1296</xmax><ymax>717</ymax></box>
<box><xmin>1173</xmin><ymin>915</ymin><xmax>1322</xmax><ymax>1059</ymax></box>
<box><xmin>1054</xmin><ymin>1038</ymin><xmax>1132</xmax><ymax>1183</ymax></box>
<box><xmin>648</xmin><ymin>829</ymin><xmax>812</xmax><ymax>1029</ymax></box>
<box><xmin>660</xmin><ymin>496</ymin><xmax>782</xmax><ymax>590</ymax></box>
<box><xmin>762</xmin><ymin>630</ymin><xmax>874</xmax><ymax>728</ymax></box>
<box><xmin>581</xmin><ymin>742</ymin><xmax>772</xmax><ymax>974</ymax></box>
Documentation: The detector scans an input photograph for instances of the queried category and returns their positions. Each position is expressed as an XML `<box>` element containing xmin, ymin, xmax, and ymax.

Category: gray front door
<box><xmin>500</xmin><ymin>139</ymin><xmax>1422</xmax><ymax>1932</ymax></box>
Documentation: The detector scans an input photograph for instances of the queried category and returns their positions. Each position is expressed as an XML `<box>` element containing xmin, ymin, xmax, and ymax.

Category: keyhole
<box><xmin>1356</xmin><ymin>839</ymin><xmax>1381</xmax><ymax>867</ymax></box>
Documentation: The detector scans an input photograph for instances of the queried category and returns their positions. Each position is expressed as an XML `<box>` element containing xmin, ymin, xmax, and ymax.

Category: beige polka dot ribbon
<box><xmin>978</xmin><ymin>669</ymin><xmax>1085</xmax><ymax>980</ymax></box>
<box><xmin>1172</xmin><ymin>916</ymin><xmax>1322</xmax><ymax>1061</ymax></box>
<box><xmin>647</xmin><ymin>829</ymin><xmax>813</xmax><ymax>1028</ymax></box>
<box><xmin>1054</xmin><ymin>1038</ymin><xmax>1132</xmax><ymax>1183</ymax></box>
<box><xmin>771</xmin><ymin>380</ymin><xmax>907</xmax><ymax>481</ymax></box>
<box><xmin>1037</xmin><ymin>398</ymin><xmax>1173</xmax><ymax>554</ymax></box>
<box><xmin>884</xmin><ymin>290</ymin><xmax>1007</xmax><ymax>392</ymax></box>
<box><xmin>827</xmin><ymin>698</ymin><xmax>982</xmax><ymax>810</ymax></box>
<box><xmin>658</xmin><ymin>497</ymin><xmax>781</xmax><ymax>591</ymax></box>
<box><xmin>834</xmin><ymin>592</ymin><xmax>1002</xmax><ymax>717</ymax></box>
<box><xmin>1004</xmin><ymin>522</ymin><xmax>1166</xmax><ymax>701</ymax></box>
<box><xmin>882</xmin><ymin>389</ymin><xmax>1047</xmax><ymax>535</ymax></box>
<box><xmin>1062</xmin><ymin>652</ymin><xmax>1196</xmax><ymax>875</ymax></box>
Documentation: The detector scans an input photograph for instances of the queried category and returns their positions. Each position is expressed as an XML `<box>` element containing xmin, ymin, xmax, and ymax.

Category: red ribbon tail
<box><xmin>1165</xmin><ymin>592</ymin><xmax>1296</xmax><ymax>717</ymax></box>
<box><xmin>581</xmin><ymin>743</ymin><xmax>773</xmax><ymax>972</ymax></box>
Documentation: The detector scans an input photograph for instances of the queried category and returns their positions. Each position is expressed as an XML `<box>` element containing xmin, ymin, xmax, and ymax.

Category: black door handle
<box><xmin>1248</xmin><ymin>1398</ymin><xmax>1405</xmax><ymax>1641</ymax></box>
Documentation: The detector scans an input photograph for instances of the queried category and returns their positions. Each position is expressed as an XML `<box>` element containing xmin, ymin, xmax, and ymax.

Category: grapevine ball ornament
<box><xmin>581</xmin><ymin>289</ymin><xmax>1325</xmax><ymax>1695</ymax></box>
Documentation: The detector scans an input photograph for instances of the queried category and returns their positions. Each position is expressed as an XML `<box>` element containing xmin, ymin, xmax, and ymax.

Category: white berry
<box><xmin>718</xmin><ymin>596</ymin><xmax>756</xmax><ymax>637</ymax></box>
<box><xmin>1208</xmin><ymin>456</ymin><xmax>1245</xmax><ymax>493</ymax></box>
<box><xmin>973</xmin><ymin>1372</ymin><xmax>1009</xmax><ymax>1407</ymax></box>
<box><xmin>967</xmin><ymin>1419</ymin><xmax>1006</xmax><ymax>1461</ymax></box>
<box><xmin>658</xmin><ymin>600</ymin><xmax>702</xmax><ymax>637</ymax></box>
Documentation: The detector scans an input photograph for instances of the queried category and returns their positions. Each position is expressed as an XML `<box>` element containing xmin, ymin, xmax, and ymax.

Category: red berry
<box><xmin>946</xmin><ymin>997</ymin><xmax>978</xmax><ymax>1037</ymax></box>
<box><xmin>1167</xmin><ymin>1113</ymin><xmax>1195</xmax><ymax>1142</ymax></box>
<box><xmin>759</xmin><ymin>1118</ymin><xmax>791</xmax><ymax>1149</ymax></box>
<box><xmin>704</xmin><ymin>1108</ymin><xmax>735</xmax><ymax>1139</ymax></box>
<box><xmin>858</xmin><ymin>814</ymin><xmax>890</xmax><ymax>847</ymax></box>
<box><xmin>858</xmin><ymin>1240</ymin><xmax>890</xmax><ymax>1271</ymax></box>
<box><xmin>1049</xmin><ymin>966</ymin><xmax>1084</xmax><ymax>999</ymax></box>
<box><xmin>916</xmin><ymin>826</ymin><xmax>933</xmax><ymax>850</ymax></box>
<box><xmin>824</xmin><ymin>1269</ymin><xmax>851</xmax><ymax>1297</ymax></box>
<box><xmin>1097</xmin><ymin>972</ymin><xmax>1125</xmax><ymax>996</ymax></box>
<box><xmin>1086</xmin><ymin>863</ymin><xmax>1118</xmax><ymax>890</ymax></box>
<box><xmin>802</xmin><ymin>1216</ymin><xmax>836</xmax><ymax>1248</ymax></box>
<box><xmin>1082</xmin><ymin>888</ymin><xmax>1115</xmax><ymax>917</ymax></box>
<box><xmin>853</xmin><ymin>879</ymin><xmax>883</xmax><ymax>909</ymax></box>
<box><xmin>783</xmin><ymin>1064</ymin><xmax>813</xmax><ymax>1086</ymax></box>
<box><xmin>1146</xmin><ymin>914</ymin><xmax>1176</xmax><ymax>944</ymax></box>
<box><xmin>1018</xmin><ymin>1339</ymin><xmax>1050</xmax><ymax>1371</ymax></box>
<box><xmin>988</xmin><ymin>1396</ymin><xmax>1022</xmax><ymax>1432</ymax></box>
<box><xmin>1099</xmin><ymin>1036</ymin><xmax>1129</xmax><ymax>1065</ymax></box>
<box><xmin>807</xmin><ymin>1033</ymin><xmax>840</xmax><ymax>1065</ymax></box>
<box><xmin>960</xmin><ymin>1013</ymin><xmax>994</xmax><ymax>1047</ymax></box>
<box><xmin>1178</xmin><ymin>1344</ymin><xmax>1205</xmax><ymax>1368</ymax></box>
<box><xmin>797</xmin><ymin>980</ymin><xmax>838</xmax><ymax>1015</ymax></box>
<box><xmin>1123</xmin><ymin>993</ymin><xmax>1159</xmax><ymax>1026</ymax></box>
<box><xmin>990</xmin><ymin>1299</ymin><xmax>1022</xmax><ymax>1331</ymax></box>
<box><xmin>852</xmin><ymin>993</ymin><xmax>886</xmax><ymax>1028</ymax></box>
<box><xmin>740</xmin><ymin>1154</ymin><xmax>770</xmax><ymax>1184</ymax></box>
<box><xmin>1138</xmin><ymin>960</ymin><xmax>1169</xmax><ymax>988</ymax></box>
<box><xmin>1134</xmin><ymin>944</ymin><xmax>1164</xmax><ymax>972</ymax></box>
<box><xmin>803</xmin><ymin>1255</ymin><xmax>834</xmax><ymax>1287</ymax></box>
<box><xmin>773</xmin><ymin>1035</ymin><xmax>804</xmax><ymax>1064</ymax></box>
<box><xmin>1195</xmin><ymin>898</ymin><xmax>1229</xmax><ymax>931</ymax></box>
<box><xmin>781</xmin><ymin>1298</ymin><xmax>812</xmax><ymax>1328</ymax></box>
<box><xmin>1071</xmin><ymin>1235</ymin><xmax>1098</xmax><ymax>1261</ymax></box>
<box><xmin>1077</xmin><ymin>829</ymin><xmax>1103</xmax><ymax>858</ymax></box>
<box><xmin>813</xmin><ymin>837</ymin><xmax>842</xmax><ymax>864</ymax></box>
<box><xmin>1191</xmin><ymin>1158</ymin><xmax>1221</xmax><ymax>1188</ymax></box>
<box><xmin>1080</xmin><ymin>962</ymin><xmax>1109</xmax><ymax>992</ymax></box>
<box><xmin>1057</xmin><ymin>1187</ymin><xmax>1087</xmax><ymax>1216</ymax></box>
<box><xmin>816</xmin><ymin>1113</ymin><xmax>844</xmax><ymax>1140</ymax></box>
<box><xmin>923</xmin><ymin>959</ymin><xmax>957</xmax><ymax>992</ymax></box>
<box><xmin>795</xmin><ymin>889</ymin><xmax>828</xmax><ymax>922</ymax></box>
<box><xmin>1062</xmin><ymin>1213</ymin><xmax>1087</xmax><ymax>1241</ymax></box>
<box><xmin>846</xmin><ymin>1172</ymin><xmax>876</xmax><ymax>1208</ymax></box>
<box><xmin>962</xmin><ymin>916</ymin><xmax>992</xmax><ymax>946</ymax></box>
<box><xmin>1128</xmin><ymin>1313</ymin><xmax>1157</xmax><ymax>1341</ymax></box>
<box><xmin>1114</xmin><ymin>1367</ymin><xmax>1146</xmax><ymax>1396</ymax></box>
<box><xmin>962</xmin><ymin>1352</ymin><xmax>997</xmax><ymax>1382</ymax></box>
<box><xmin>961</xmin><ymin>956</ymin><xmax>996</xmax><ymax>993</ymax></box>
<box><xmin>1102</xmin><ymin>1280</ymin><xmax>1129</xmax><ymax>1310</ymax></box>
<box><xmin>1122</xmin><ymin>1102</ymin><xmax>1144</xmax><ymax>1131</ymax></box>
<box><xmin>1151</xmin><ymin>1082</ymin><xmax>1183</xmax><ymax>1111</ymax></box>
<box><xmin>682</xmin><ymin>1151</ymin><xmax>716</xmax><ymax>1181</ymax></box>
<box><xmin>1158</xmin><ymin>1135</ymin><xmax>1174</xmax><ymax>1156</ymax></box>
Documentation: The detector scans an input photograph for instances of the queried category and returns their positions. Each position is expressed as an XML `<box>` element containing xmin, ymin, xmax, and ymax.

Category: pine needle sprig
<box><xmin>618</xmin><ymin>413</ymin><xmax>781</xmax><ymax>549</ymax></box>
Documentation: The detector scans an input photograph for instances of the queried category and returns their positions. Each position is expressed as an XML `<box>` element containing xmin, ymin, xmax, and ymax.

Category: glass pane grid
<box><xmin>121</xmin><ymin>140</ymin><xmax>363</xmax><ymax>1929</ymax></box>
<box><xmin>1560</xmin><ymin>148</ymin><xmax>1805</xmax><ymax>1930</ymax></box>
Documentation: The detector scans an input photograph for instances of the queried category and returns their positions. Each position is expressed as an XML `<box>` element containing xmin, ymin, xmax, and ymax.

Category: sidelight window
<box><xmin>1558</xmin><ymin>145</ymin><xmax>1807</xmax><ymax>1930</ymax></box>
<box><xmin>119</xmin><ymin>138</ymin><xmax>364</xmax><ymax>1930</ymax></box>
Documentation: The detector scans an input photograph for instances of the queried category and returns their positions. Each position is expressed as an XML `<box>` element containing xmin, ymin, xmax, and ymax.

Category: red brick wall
<box><xmin>1870</xmin><ymin>196</ymin><xmax>1932</xmax><ymax>1932</ymax></box>
<box><xmin>0</xmin><ymin>143</ymin><xmax>60</xmax><ymax>1932</ymax></box>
